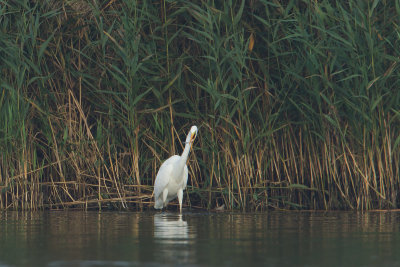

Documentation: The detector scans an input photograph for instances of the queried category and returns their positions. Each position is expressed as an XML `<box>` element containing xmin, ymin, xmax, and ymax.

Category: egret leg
<box><xmin>177</xmin><ymin>189</ymin><xmax>183</xmax><ymax>213</ymax></box>
<box><xmin>162</xmin><ymin>188</ymin><xmax>169</xmax><ymax>208</ymax></box>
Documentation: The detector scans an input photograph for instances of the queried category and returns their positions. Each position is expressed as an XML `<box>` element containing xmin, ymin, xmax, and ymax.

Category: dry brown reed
<box><xmin>0</xmin><ymin>0</ymin><xmax>399</xmax><ymax>211</ymax></box>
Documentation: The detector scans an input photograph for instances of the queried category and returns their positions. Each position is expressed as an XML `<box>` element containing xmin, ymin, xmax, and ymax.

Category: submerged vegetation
<box><xmin>0</xmin><ymin>0</ymin><xmax>399</xmax><ymax>211</ymax></box>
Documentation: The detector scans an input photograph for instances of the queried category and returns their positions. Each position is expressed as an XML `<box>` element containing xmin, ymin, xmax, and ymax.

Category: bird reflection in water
<box><xmin>154</xmin><ymin>213</ymin><xmax>190</xmax><ymax>242</ymax></box>
<box><xmin>153</xmin><ymin>213</ymin><xmax>195</xmax><ymax>264</ymax></box>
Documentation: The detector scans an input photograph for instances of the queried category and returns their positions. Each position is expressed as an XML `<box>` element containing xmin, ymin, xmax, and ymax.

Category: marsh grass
<box><xmin>0</xmin><ymin>0</ymin><xmax>399</xmax><ymax>210</ymax></box>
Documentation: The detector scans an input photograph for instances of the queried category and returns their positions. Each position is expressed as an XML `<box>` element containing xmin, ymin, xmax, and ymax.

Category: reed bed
<box><xmin>0</xmin><ymin>0</ymin><xmax>399</xmax><ymax>210</ymax></box>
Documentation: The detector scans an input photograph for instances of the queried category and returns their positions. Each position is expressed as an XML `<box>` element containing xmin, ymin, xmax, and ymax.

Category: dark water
<box><xmin>0</xmin><ymin>211</ymin><xmax>400</xmax><ymax>266</ymax></box>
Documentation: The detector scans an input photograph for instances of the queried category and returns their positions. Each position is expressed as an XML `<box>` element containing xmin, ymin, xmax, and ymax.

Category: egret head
<box><xmin>186</xmin><ymin>125</ymin><xmax>198</xmax><ymax>145</ymax></box>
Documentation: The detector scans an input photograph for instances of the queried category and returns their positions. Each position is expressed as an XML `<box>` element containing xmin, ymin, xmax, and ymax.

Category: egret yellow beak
<box><xmin>190</xmin><ymin>132</ymin><xmax>196</xmax><ymax>149</ymax></box>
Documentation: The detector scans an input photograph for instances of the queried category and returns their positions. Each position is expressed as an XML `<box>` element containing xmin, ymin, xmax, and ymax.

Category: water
<box><xmin>0</xmin><ymin>211</ymin><xmax>400</xmax><ymax>266</ymax></box>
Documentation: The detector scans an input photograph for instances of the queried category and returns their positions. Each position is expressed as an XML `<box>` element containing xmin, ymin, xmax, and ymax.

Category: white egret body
<box><xmin>153</xmin><ymin>126</ymin><xmax>198</xmax><ymax>213</ymax></box>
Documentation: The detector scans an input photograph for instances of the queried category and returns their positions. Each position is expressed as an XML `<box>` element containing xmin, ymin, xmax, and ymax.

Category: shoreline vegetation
<box><xmin>0</xmin><ymin>1</ymin><xmax>399</xmax><ymax>211</ymax></box>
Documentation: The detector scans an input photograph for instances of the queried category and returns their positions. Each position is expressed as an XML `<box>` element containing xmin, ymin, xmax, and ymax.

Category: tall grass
<box><xmin>0</xmin><ymin>0</ymin><xmax>399</xmax><ymax>210</ymax></box>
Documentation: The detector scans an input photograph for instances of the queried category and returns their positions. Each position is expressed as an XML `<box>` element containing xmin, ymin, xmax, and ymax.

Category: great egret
<box><xmin>153</xmin><ymin>125</ymin><xmax>198</xmax><ymax>213</ymax></box>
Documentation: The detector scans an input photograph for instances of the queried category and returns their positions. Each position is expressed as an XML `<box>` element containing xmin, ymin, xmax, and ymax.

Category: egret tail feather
<box><xmin>154</xmin><ymin>198</ymin><xmax>164</xmax><ymax>209</ymax></box>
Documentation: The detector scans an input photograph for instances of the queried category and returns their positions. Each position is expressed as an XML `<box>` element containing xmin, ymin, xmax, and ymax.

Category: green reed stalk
<box><xmin>0</xmin><ymin>0</ymin><xmax>399</xmax><ymax>211</ymax></box>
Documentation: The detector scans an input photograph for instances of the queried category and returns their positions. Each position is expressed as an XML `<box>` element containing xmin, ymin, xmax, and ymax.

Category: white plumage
<box><xmin>153</xmin><ymin>126</ymin><xmax>198</xmax><ymax>213</ymax></box>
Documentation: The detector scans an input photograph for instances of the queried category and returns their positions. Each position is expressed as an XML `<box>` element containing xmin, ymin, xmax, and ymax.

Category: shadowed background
<box><xmin>0</xmin><ymin>0</ymin><xmax>399</xmax><ymax>210</ymax></box>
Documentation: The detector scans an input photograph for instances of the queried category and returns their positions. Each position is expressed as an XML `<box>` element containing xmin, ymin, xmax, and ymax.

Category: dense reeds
<box><xmin>0</xmin><ymin>0</ymin><xmax>399</xmax><ymax>210</ymax></box>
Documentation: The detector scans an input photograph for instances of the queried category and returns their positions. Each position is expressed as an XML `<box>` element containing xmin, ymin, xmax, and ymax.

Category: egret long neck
<box><xmin>178</xmin><ymin>141</ymin><xmax>192</xmax><ymax>168</ymax></box>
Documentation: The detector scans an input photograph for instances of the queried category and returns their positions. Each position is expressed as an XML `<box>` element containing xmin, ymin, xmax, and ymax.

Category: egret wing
<box><xmin>153</xmin><ymin>155</ymin><xmax>180</xmax><ymax>199</ymax></box>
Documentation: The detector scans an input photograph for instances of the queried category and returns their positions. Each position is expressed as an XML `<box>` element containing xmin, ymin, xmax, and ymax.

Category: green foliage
<box><xmin>0</xmin><ymin>0</ymin><xmax>399</xmax><ymax>210</ymax></box>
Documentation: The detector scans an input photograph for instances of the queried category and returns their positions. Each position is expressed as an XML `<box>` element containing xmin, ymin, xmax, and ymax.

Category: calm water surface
<box><xmin>0</xmin><ymin>211</ymin><xmax>399</xmax><ymax>266</ymax></box>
